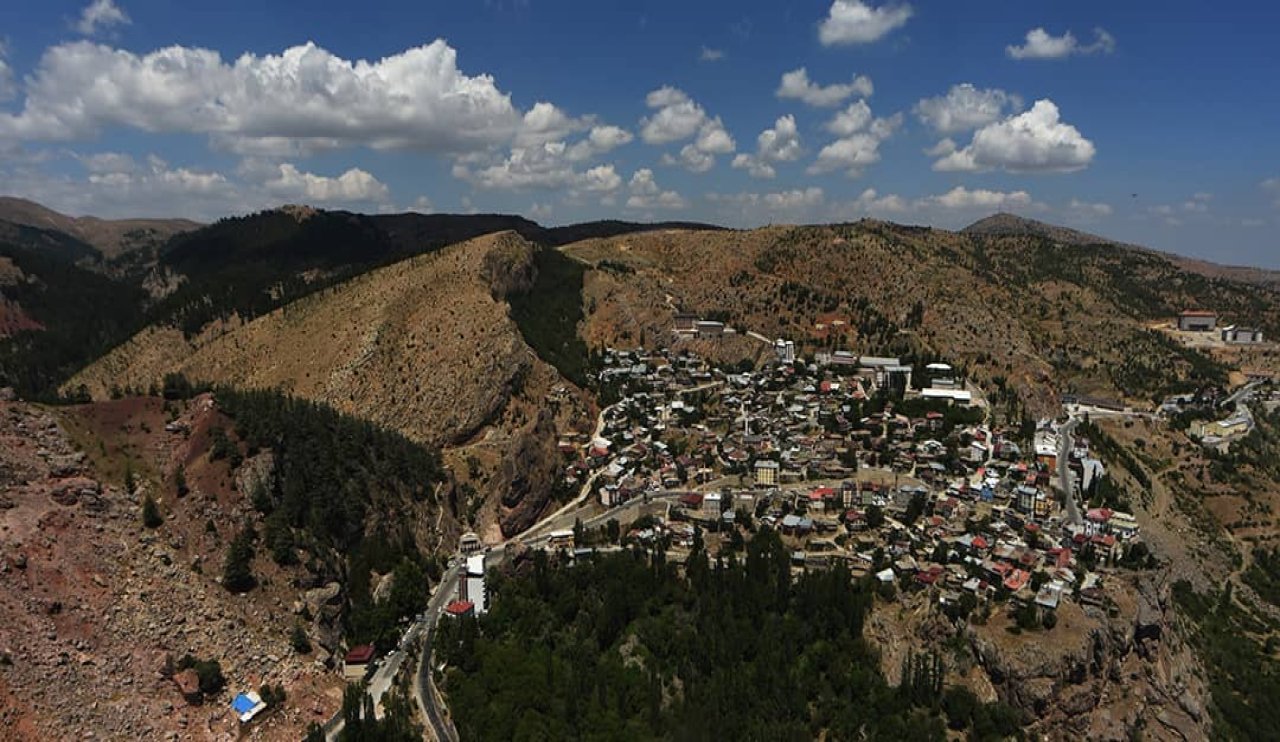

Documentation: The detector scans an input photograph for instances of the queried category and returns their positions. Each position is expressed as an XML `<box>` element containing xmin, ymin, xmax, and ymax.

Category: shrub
<box><xmin>142</xmin><ymin>494</ymin><xmax>163</xmax><ymax>529</ymax></box>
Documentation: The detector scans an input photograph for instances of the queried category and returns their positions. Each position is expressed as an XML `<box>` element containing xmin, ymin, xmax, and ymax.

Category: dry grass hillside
<box><xmin>68</xmin><ymin>231</ymin><xmax>595</xmax><ymax>536</ymax></box>
<box><xmin>967</xmin><ymin>213</ymin><xmax>1280</xmax><ymax>289</ymax></box>
<box><xmin>0</xmin><ymin>197</ymin><xmax>199</xmax><ymax>258</ymax></box>
<box><xmin>567</xmin><ymin>221</ymin><xmax>1279</xmax><ymax>414</ymax></box>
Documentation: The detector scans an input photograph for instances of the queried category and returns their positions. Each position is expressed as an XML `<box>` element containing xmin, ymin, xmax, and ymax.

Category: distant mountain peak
<box><xmin>961</xmin><ymin>213</ymin><xmax>1114</xmax><ymax>246</ymax></box>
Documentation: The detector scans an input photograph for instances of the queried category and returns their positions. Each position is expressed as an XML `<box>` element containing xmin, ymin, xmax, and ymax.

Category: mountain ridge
<box><xmin>0</xmin><ymin>196</ymin><xmax>201</xmax><ymax>259</ymax></box>
<box><xmin>965</xmin><ymin>212</ymin><xmax>1280</xmax><ymax>288</ymax></box>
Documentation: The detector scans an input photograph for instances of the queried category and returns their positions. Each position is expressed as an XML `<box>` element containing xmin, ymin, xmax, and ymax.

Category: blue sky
<box><xmin>1</xmin><ymin>0</ymin><xmax>1278</xmax><ymax>267</ymax></box>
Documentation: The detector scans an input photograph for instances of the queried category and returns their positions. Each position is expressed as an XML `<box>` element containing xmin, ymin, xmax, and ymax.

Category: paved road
<box><xmin>413</xmin><ymin>563</ymin><xmax>462</xmax><ymax>742</ymax></box>
<box><xmin>1057</xmin><ymin>417</ymin><xmax>1082</xmax><ymax>525</ymax></box>
<box><xmin>324</xmin><ymin>563</ymin><xmax>461</xmax><ymax>741</ymax></box>
<box><xmin>1224</xmin><ymin>379</ymin><xmax>1262</xmax><ymax>408</ymax></box>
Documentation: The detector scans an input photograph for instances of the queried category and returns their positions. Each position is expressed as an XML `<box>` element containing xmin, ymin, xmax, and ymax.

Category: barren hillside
<box><xmin>0</xmin><ymin>396</ymin><xmax>349</xmax><ymax>740</ymax></box>
<box><xmin>69</xmin><ymin>231</ymin><xmax>596</xmax><ymax>536</ymax></box>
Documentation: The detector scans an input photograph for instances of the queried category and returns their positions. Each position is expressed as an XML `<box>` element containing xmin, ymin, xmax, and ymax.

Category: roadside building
<box><xmin>343</xmin><ymin>644</ymin><xmax>375</xmax><ymax>680</ymax></box>
<box><xmin>920</xmin><ymin>388</ymin><xmax>973</xmax><ymax>405</ymax></box>
<box><xmin>443</xmin><ymin>600</ymin><xmax>476</xmax><ymax>620</ymax></box>
<box><xmin>462</xmin><ymin>554</ymin><xmax>488</xmax><ymax>616</ymax></box>
<box><xmin>458</xmin><ymin>531</ymin><xmax>483</xmax><ymax>555</ymax></box>
<box><xmin>547</xmin><ymin>529</ymin><xmax>576</xmax><ymax>550</ymax></box>
<box><xmin>1177</xmin><ymin>310</ymin><xmax>1217</xmax><ymax>331</ymax></box>
<box><xmin>696</xmin><ymin>320</ymin><xmax>726</xmax><ymax>338</ymax></box>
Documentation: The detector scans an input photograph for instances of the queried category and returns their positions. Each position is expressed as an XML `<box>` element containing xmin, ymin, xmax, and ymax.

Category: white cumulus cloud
<box><xmin>0</xmin><ymin>40</ymin><xmax>532</xmax><ymax>155</ymax></box>
<box><xmin>699</xmin><ymin>46</ymin><xmax>725</xmax><ymax>62</ymax></box>
<box><xmin>808</xmin><ymin>104</ymin><xmax>902</xmax><ymax>177</ymax></box>
<box><xmin>848</xmin><ymin>188</ymin><xmax>909</xmax><ymax>215</ymax></box>
<box><xmin>76</xmin><ymin>0</ymin><xmax>131</xmax><ymax>37</ymax></box>
<box><xmin>1007</xmin><ymin>27</ymin><xmax>1116</xmax><ymax>60</ymax></box>
<box><xmin>663</xmin><ymin>145</ymin><xmax>715</xmax><ymax>173</ymax></box>
<box><xmin>454</xmin><ymin>140</ymin><xmax>623</xmax><ymax>194</ymax></box>
<box><xmin>922</xmin><ymin>186</ymin><xmax>1034</xmax><ymax>210</ymax></box>
<box><xmin>565</xmin><ymin>125</ymin><xmax>634</xmax><ymax>162</ymax></box>
<box><xmin>914</xmin><ymin>84</ymin><xmax>1021</xmax><ymax>135</ymax></box>
<box><xmin>640</xmin><ymin>86</ymin><xmax>704</xmax><ymax>144</ymax></box>
<box><xmin>776</xmin><ymin>67</ymin><xmax>873</xmax><ymax>107</ymax></box>
<box><xmin>818</xmin><ymin>1</ymin><xmax>913</xmax><ymax>46</ymax></box>
<box><xmin>516</xmin><ymin>102</ymin><xmax>592</xmax><ymax>146</ymax></box>
<box><xmin>641</xmin><ymin>86</ymin><xmax>735</xmax><ymax>171</ymax></box>
<box><xmin>709</xmin><ymin>187</ymin><xmax>826</xmax><ymax>222</ymax></box>
<box><xmin>263</xmin><ymin>163</ymin><xmax>389</xmax><ymax>203</ymax></box>
<box><xmin>626</xmin><ymin>168</ymin><xmax>686</xmax><ymax>210</ymax></box>
<box><xmin>932</xmin><ymin>99</ymin><xmax>1095</xmax><ymax>173</ymax></box>
<box><xmin>732</xmin><ymin>115</ymin><xmax>803</xmax><ymax>179</ymax></box>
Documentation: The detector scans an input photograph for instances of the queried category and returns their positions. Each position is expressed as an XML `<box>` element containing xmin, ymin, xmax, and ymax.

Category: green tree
<box><xmin>291</xmin><ymin>624</ymin><xmax>312</xmax><ymax>654</ymax></box>
<box><xmin>222</xmin><ymin>524</ymin><xmax>256</xmax><ymax>593</ymax></box>
<box><xmin>866</xmin><ymin>504</ymin><xmax>885</xmax><ymax>529</ymax></box>
<box><xmin>174</xmin><ymin>465</ymin><xmax>189</xmax><ymax>497</ymax></box>
<box><xmin>142</xmin><ymin>493</ymin><xmax>163</xmax><ymax>529</ymax></box>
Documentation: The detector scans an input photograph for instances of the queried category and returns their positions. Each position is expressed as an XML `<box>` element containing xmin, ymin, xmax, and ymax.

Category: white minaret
<box><xmin>741</xmin><ymin>397</ymin><xmax>751</xmax><ymax>437</ymax></box>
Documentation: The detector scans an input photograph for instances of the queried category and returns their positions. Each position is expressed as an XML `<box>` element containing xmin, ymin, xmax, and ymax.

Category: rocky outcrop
<box><xmin>494</xmin><ymin>407</ymin><xmax>561</xmax><ymax>537</ymax></box>
<box><xmin>481</xmin><ymin>233</ymin><xmax>538</xmax><ymax>300</ymax></box>
<box><xmin>234</xmin><ymin>450</ymin><xmax>275</xmax><ymax>497</ymax></box>
<box><xmin>962</xmin><ymin>577</ymin><xmax>1212</xmax><ymax>741</ymax></box>
<box><xmin>0</xmin><ymin>398</ymin><xmax>344</xmax><ymax>740</ymax></box>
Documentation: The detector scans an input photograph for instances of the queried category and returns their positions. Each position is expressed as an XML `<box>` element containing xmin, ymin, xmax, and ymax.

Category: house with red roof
<box><xmin>444</xmin><ymin>600</ymin><xmax>476</xmax><ymax>619</ymax></box>
<box><xmin>1003</xmin><ymin>569</ymin><xmax>1031</xmax><ymax>593</ymax></box>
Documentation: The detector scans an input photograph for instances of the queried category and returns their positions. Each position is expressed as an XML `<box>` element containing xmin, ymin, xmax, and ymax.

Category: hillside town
<box><xmin>524</xmin><ymin>317</ymin><xmax>1154</xmax><ymax>628</ymax></box>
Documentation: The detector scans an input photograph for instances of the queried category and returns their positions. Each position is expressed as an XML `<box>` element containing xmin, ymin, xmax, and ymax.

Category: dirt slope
<box><xmin>0</xmin><ymin>396</ymin><xmax>346</xmax><ymax>741</ymax></box>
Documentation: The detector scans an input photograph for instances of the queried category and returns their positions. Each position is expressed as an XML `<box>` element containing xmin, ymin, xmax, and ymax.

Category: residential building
<box><xmin>1177</xmin><ymin>310</ymin><xmax>1217</xmax><ymax>331</ymax></box>
<box><xmin>443</xmin><ymin>600</ymin><xmax>476</xmax><ymax>619</ymax></box>
<box><xmin>754</xmin><ymin>459</ymin><xmax>779</xmax><ymax>487</ymax></box>
<box><xmin>775</xmin><ymin>338</ymin><xmax>797</xmax><ymax>364</ymax></box>
<box><xmin>343</xmin><ymin>644</ymin><xmax>375</xmax><ymax>680</ymax></box>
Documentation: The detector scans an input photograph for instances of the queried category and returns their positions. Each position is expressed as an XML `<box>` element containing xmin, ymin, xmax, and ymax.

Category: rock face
<box><xmin>961</xmin><ymin>578</ymin><xmax>1211</xmax><ymax>741</ymax></box>
<box><xmin>234</xmin><ymin>451</ymin><xmax>276</xmax><ymax>500</ymax></box>
<box><xmin>495</xmin><ymin>407</ymin><xmax>562</xmax><ymax>537</ymax></box>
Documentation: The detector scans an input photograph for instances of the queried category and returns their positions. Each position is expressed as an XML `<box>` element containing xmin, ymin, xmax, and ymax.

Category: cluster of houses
<box><xmin>563</xmin><ymin>346</ymin><xmax>994</xmax><ymax>509</ymax></box>
<box><xmin>541</xmin><ymin>337</ymin><xmax>1141</xmax><ymax>621</ymax></box>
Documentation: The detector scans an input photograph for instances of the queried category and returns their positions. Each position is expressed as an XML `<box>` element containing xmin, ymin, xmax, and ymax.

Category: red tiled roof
<box><xmin>1003</xmin><ymin>569</ymin><xmax>1031</xmax><ymax>592</ymax></box>
<box><xmin>345</xmin><ymin>644</ymin><xmax>375</xmax><ymax>664</ymax></box>
<box><xmin>445</xmin><ymin>600</ymin><xmax>475</xmax><ymax>616</ymax></box>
